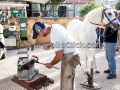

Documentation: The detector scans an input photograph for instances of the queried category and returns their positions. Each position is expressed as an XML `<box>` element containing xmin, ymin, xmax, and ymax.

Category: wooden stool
<box><xmin>11</xmin><ymin>73</ymin><xmax>54</xmax><ymax>90</ymax></box>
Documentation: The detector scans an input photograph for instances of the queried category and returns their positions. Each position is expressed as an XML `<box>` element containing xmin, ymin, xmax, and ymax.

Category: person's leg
<box><xmin>61</xmin><ymin>56</ymin><xmax>74</xmax><ymax>90</ymax></box>
<box><xmin>100</xmin><ymin>29</ymin><xmax>104</xmax><ymax>47</ymax></box>
<box><xmin>116</xmin><ymin>31</ymin><xmax>120</xmax><ymax>51</ymax></box>
<box><xmin>61</xmin><ymin>53</ymin><xmax>80</xmax><ymax>90</ymax></box>
<box><xmin>96</xmin><ymin>30</ymin><xmax>100</xmax><ymax>48</ymax></box>
<box><xmin>104</xmin><ymin>42</ymin><xmax>110</xmax><ymax>70</ymax></box>
<box><xmin>105</xmin><ymin>42</ymin><xmax>116</xmax><ymax>75</ymax></box>
<box><xmin>105</xmin><ymin>43</ymin><xmax>117</xmax><ymax>79</ymax></box>
<box><xmin>107</xmin><ymin>43</ymin><xmax>116</xmax><ymax>75</ymax></box>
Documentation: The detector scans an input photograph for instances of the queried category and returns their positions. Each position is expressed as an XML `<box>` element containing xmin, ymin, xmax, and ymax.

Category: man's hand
<box><xmin>32</xmin><ymin>55</ymin><xmax>39</xmax><ymax>62</ymax></box>
<box><xmin>45</xmin><ymin>63</ymin><xmax>53</xmax><ymax>69</ymax></box>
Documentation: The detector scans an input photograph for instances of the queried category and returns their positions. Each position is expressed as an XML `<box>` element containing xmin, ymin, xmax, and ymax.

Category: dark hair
<box><xmin>114</xmin><ymin>11</ymin><xmax>117</xmax><ymax>17</ymax></box>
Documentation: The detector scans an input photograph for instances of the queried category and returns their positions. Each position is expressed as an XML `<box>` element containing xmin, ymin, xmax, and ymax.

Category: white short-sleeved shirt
<box><xmin>50</xmin><ymin>24</ymin><xmax>79</xmax><ymax>55</ymax></box>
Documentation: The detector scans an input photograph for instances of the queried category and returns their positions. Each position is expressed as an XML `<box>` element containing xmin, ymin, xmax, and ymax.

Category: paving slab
<box><xmin>0</xmin><ymin>48</ymin><xmax>120</xmax><ymax>90</ymax></box>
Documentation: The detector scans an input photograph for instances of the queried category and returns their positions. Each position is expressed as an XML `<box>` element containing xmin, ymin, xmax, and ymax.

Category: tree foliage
<box><xmin>78</xmin><ymin>1</ymin><xmax>101</xmax><ymax>17</ymax></box>
<box><xmin>40</xmin><ymin>0</ymin><xmax>65</xmax><ymax>12</ymax></box>
<box><xmin>50</xmin><ymin>0</ymin><xmax>65</xmax><ymax>12</ymax></box>
<box><xmin>115</xmin><ymin>0</ymin><xmax>120</xmax><ymax>10</ymax></box>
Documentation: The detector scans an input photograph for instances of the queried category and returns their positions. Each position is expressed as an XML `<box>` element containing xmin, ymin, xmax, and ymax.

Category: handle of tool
<box><xmin>79</xmin><ymin>63</ymin><xmax>82</xmax><ymax>66</ymax></box>
<box><xmin>32</xmin><ymin>55</ymin><xmax>59</xmax><ymax>69</ymax></box>
<box><xmin>37</xmin><ymin>62</ymin><xmax>60</xmax><ymax>69</ymax></box>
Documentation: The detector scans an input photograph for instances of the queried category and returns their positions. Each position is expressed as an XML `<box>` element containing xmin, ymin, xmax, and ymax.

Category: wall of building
<box><xmin>3</xmin><ymin>17</ymin><xmax>76</xmax><ymax>47</ymax></box>
<box><xmin>45</xmin><ymin>3</ymin><xmax>84</xmax><ymax>18</ymax></box>
<box><xmin>67</xmin><ymin>0</ymin><xmax>93</xmax><ymax>3</ymax></box>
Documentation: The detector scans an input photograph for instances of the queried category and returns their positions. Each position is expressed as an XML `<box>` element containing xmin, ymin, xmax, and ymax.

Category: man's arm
<box><xmin>45</xmin><ymin>50</ymin><xmax>63</xmax><ymax>69</ymax></box>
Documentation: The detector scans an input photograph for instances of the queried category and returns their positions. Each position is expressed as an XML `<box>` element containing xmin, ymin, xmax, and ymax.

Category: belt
<box><xmin>63</xmin><ymin>53</ymin><xmax>78</xmax><ymax>56</ymax></box>
<box><xmin>104</xmin><ymin>41</ymin><xmax>117</xmax><ymax>43</ymax></box>
<box><xmin>73</xmin><ymin>54</ymin><xmax>78</xmax><ymax>56</ymax></box>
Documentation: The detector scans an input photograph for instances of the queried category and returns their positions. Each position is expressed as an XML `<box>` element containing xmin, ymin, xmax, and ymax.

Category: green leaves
<box><xmin>78</xmin><ymin>1</ymin><xmax>101</xmax><ymax>17</ymax></box>
<box><xmin>115</xmin><ymin>0</ymin><xmax>120</xmax><ymax>10</ymax></box>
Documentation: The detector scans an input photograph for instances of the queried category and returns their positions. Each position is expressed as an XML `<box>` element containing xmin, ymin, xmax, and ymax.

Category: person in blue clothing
<box><xmin>103</xmin><ymin>11</ymin><xmax>119</xmax><ymax>79</ymax></box>
<box><xmin>116</xmin><ymin>11</ymin><xmax>120</xmax><ymax>51</ymax></box>
<box><xmin>96</xmin><ymin>27</ymin><xmax>104</xmax><ymax>48</ymax></box>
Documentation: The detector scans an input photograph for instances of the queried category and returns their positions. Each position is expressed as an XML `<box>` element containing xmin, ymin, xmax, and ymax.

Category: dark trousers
<box><xmin>96</xmin><ymin>28</ymin><xmax>104</xmax><ymax>47</ymax></box>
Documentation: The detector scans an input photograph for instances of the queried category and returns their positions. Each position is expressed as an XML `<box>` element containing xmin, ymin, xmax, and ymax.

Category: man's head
<box><xmin>32</xmin><ymin>21</ymin><xmax>48</xmax><ymax>39</ymax></box>
<box><xmin>117</xmin><ymin>11</ymin><xmax>120</xmax><ymax>18</ymax></box>
<box><xmin>113</xmin><ymin>10</ymin><xmax>118</xmax><ymax>17</ymax></box>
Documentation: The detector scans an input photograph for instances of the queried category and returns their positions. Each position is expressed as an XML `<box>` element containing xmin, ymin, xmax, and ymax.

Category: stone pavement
<box><xmin>0</xmin><ymin>48</ymin><xmax>120</xmax><ymax>90</ymax></box>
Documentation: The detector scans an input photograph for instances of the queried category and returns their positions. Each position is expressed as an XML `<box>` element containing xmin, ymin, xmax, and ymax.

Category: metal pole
<box><xmin>74</xmin><ymin>3</ymin><xmax>75</xmax><ymax>17</ymax></box>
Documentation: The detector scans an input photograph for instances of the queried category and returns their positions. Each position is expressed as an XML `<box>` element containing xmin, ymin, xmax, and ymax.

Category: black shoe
<box><xmin>116</xmin><ymin>48</ymin><xmax>119</xmax><ymax>51</ymax></box>
<box><xmin>107</xmin><ymin>74</ymin><xmax>117</xmax><ymax>79</ymax></box>
<box><xmin>100</xmin><ymin>45</ymin><xmax>103</xmax><ymax>49</ymax></box>
<box><xmin>104</xmin><ymin>69</ymin><xmax>110</xmax><ymax>73</ymax></box>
